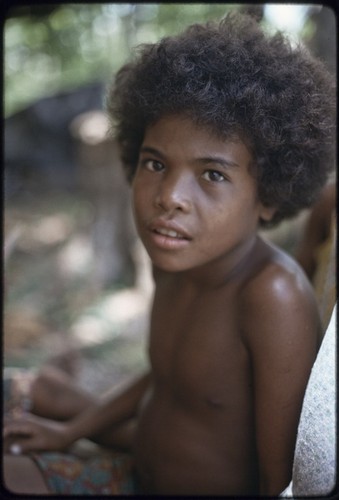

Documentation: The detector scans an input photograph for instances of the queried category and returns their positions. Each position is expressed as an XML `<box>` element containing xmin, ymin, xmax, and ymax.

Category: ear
<box><xmin>259</xmin><ymin>204</ymin><xmax>276</xmax><ymax>222</ymax></box>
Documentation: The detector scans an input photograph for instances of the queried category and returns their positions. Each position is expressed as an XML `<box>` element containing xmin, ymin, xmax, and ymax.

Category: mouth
<box><xmin>154</xmin><ymin>227</ymin><xmax>187</xmax><ymax>239</ymax></box>
<box><xmin>147</xmin><ymin>221</ymin><xmax>192</xmax><ymax>250</ymax></box>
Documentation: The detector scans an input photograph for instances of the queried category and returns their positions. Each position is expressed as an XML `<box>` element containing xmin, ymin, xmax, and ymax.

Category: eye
<box><xmin>202</xmin><ymin>170</ymin><xmax>226</xmax><ymax>183</ymax></box>
<box><xmin>143</xmin><ymin>159</ymin><xmax>165</xmax><ymax>172</ymax></box>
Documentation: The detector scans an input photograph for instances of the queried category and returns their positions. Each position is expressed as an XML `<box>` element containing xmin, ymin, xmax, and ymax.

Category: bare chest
<box><xmin>148</xmin><ymin>289</ymin><xmax>251</xmax><ymax>406</ymax></box>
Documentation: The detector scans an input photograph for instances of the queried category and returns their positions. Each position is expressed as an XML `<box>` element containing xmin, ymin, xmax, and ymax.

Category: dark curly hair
<box><xmin>107</xmin><ymin>12</ymin><xmax>336</xmax><ymax>227</ymax></box>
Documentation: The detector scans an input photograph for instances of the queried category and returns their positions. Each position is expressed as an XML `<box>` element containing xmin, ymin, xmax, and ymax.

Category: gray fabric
<box><xmin>292</xmin><ymin>304</ymin><xmax>336</xmax><ymax>496</ymax></box>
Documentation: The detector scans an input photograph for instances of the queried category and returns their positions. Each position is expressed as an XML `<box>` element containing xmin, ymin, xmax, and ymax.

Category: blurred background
<box><xmin>4</xmin><ymin>3</ymin><xmax>336</xmax><ymax>393</ymax></box>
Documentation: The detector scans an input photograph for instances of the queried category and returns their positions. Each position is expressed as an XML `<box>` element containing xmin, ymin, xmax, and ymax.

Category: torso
<box><xmin>133</xmin><ymin>236</ymin><xmax>320</xmax><ymax>494</ymax></box>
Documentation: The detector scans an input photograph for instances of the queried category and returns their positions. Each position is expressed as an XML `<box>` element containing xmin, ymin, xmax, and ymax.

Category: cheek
<box><xmin>203</xmin><ymin>193</ymin><xmax>259</xmax><ymax>237</ymax></box>
<box><xmin>133</xmin><ymin>173</ymin><xmax>154</xmax><ymax>201</ymax></box>
<box><xmin>132</xmin><ymin>176</ymin><xmax>146</xmax><ymax>204</ymax></box>
<box><xmin>132</xmin><ymin>179</ymin><xmax>154</xmax><ymax>227</ymax></box>
<box><xmin>197</xmin><ymin>208</ymin><xmax>231</xmax><ymax>251</ymax></box>
<box><xmin>230</xmin><ymin>183</ymin><xmax>261</xmax><ymax>216</ymax></box>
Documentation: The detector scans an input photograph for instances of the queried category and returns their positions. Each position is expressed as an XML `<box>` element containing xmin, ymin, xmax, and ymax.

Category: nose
<box><xmin>155</xmin><ymin>170</ymin><xmax>192</xmax><ymax>214</ymax></box>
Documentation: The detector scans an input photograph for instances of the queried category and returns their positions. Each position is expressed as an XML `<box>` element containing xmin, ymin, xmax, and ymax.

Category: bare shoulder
<box><xmin>240</xmin><ymin>236</ymin><xmax>322</xmax><ymax>352</ymax></box>
<box><xmin>240</xmin><ymin>237</ymin><xmax>323</xmax><ymax>495</ymax></box>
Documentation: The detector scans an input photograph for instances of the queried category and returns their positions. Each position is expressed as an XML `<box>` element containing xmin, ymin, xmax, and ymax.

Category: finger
<box><xmin>3</xmin><ymin>422</ymin><xmax>36</xmax><ymax>438</ymax></box>
<box><xmin>8</xmin><ymin>435</ymin><xmax>43</xmax><ymax>454</ymax></box>
<box><xmin>4</xmin><ymin>412</ymin><xmax>35</xmax><ymax>425</ymax></box>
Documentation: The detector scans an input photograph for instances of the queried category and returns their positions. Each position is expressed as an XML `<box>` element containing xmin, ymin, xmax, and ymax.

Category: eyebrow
<box><xmin>140</xmin><ymin>146</ymin><xmax>240</xmax><ymax>170</ymax></box>
<box><xmin>198</xmin><ymin>155</ymin><xmax>240</xmax><ymax>170</ymax></box>
<box><xmin>139</xmin><ymin>146</ymin><xmax>166</xmax><ymax>160</ymax></box>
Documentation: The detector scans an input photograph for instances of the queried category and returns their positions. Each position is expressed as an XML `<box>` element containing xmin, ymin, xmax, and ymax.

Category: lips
<box><xmin>150</xmin><ymin>219</ymin><xmax>191</xmax><ymax>239</ymax></box>
<box><xmin>155</xmin><ymin>227</ymin><xmax>186</xmax><ymax>239</ymax></box>
<box><xmin>147</xmin><ymin>219</ymin><xmax>192</xmax><ymax>250</ymax></box>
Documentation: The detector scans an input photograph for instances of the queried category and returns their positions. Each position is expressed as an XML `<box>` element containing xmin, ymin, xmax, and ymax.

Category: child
<box><xmin>3</xmin><ymin>12</ymin><xmax>335</xmax><ymax>496</ymax></box>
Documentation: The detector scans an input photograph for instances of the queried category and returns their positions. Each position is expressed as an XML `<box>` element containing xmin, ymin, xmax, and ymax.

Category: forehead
<box><xmin>143</xmin><ymin>114</ymin><xmax>253</xmax><ymax>166</ymax></box>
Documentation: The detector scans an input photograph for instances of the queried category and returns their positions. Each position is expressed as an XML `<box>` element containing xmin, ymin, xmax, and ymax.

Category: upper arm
<box><xmin>296</xmin><ymin>182</ymin><xmax>335</xmax><ymax>279</ymax></box>
<box><xmin>242</xmin><ymin>270</ymin><xmax>320</xmax><ymax>495</ymax></box>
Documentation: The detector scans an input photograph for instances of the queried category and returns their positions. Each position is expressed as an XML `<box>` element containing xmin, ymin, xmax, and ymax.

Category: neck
<box><xmin>154</xmin><ymin>235</ymin><xmax>262</xmax><ymax>292</ymax></box>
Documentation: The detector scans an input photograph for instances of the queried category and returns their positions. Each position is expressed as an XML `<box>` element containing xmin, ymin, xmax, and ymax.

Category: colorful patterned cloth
<box><xmin>31</xmin><ymin>450</ymin><xmax>138</xmax><ymax>495</ymax></box>
<box><xmin>3</xmin><ymin>368</ymin><xmax>139</xmax><ymax>494</ymax></box>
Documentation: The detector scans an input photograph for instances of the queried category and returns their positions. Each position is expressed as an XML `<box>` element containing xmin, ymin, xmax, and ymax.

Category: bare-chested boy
<box><xmin>3</xmin><ymin>12</ymin><xmax>335</xmax><ymax>496</ymax></box>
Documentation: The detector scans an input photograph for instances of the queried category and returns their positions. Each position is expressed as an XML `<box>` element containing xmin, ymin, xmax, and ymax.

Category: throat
<box><xmin>180</xmin><ymin>235</ymin><xmax>261</xmax><ymax>290</ymax></box>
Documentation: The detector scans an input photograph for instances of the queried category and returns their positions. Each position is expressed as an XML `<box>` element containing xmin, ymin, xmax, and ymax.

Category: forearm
<box><xmin>64</xmin><ymin>371</ymin><xmax>151</xmax><ymax>444</ymax></box>
<box><xmin>259</xmin><ymin>470</ymin><xmax>292</xmax><ymax>497</ymax></box>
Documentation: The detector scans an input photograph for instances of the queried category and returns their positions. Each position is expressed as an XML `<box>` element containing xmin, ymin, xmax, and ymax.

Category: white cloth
<box><xmin>291</xmin><ymin>303</ymin><xmax>337</xmax><ymax>496</ymax></box>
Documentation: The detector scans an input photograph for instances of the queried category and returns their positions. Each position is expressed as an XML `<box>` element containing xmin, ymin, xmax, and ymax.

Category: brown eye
<box><xmin>144</xmin><ymin>160</ymin><xmax>164</xmax><ymax>172</ymax></box>
<box><xmin>202</xmin><ymin>170</ymin><xmax>225</xmax><ymax>182</ymax></box>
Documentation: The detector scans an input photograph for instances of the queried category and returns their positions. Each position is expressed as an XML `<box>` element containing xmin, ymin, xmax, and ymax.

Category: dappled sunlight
<box><xmin>70</xmin><ymin>287</ymin><xmax>152</xmax><ymax>347</ymax></box>
<box><xmin>29</xmin><ymin>213</ymin><xmax>73</xmax><ymax>246</ymax></box>
<box><xmin>70</xmin><ymin>110</ymin><xmax>110</xmax><ymax>145</ymax></box>
<box><xmin>99</xmin><ymin>289</ymin><xmax>151</xmax><ymax>323</ymax></box>
<box><xmin>4</xmin><ymin>306</ymin><xmax>49</xmax><ymax>351</ymax></box>
<box><xmin>265</xmin><ymin>4</ymin><xmax>310</xmax><ymax>34</ymax></box>
<box><xmin>5</xmin><ymin>213</ymin><xmax>74</xmax><ymax>253</ymax></box>
<box><xmin>57</xmin><ymin>235</ymin><xmax>94</xmax><ymax>277</ymax></box>
<box><xmin>4</xmin><ymin>171</ymin><xmax>150</xmax><ymax>389</ymax></box>
<box><xmin>71</xmin><ymin>315</ymin><xmax>109</xmax><ymax>345</ymax></box>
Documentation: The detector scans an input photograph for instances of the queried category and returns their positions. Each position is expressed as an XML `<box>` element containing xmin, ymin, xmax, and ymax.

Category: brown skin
<box><xmin>133</xmin><ymin>246</ymin><xmax>320</xmax><ymax>496</ymax></box>
<box><xmin>295</xmin><ymin>181</ymin><xmax>336</xmax><ymax>280</ymax></box>
<box><xmin>3</xmin><ymin>115</ymin><xmax>321</xmax><ymax>496</ymax></box>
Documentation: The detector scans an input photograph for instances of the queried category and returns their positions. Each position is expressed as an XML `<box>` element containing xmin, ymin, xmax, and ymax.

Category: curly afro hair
<box><xmin>107</xmin><ymin>12</ymin><xmax>336</xmax><ymax>227</ymax></box>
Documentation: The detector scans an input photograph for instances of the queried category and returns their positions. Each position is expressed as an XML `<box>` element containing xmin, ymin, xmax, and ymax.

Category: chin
<box><xmin>149</xmin><ymin>255</ymin><xmax>191</xmax><ymax>274</ymax></box>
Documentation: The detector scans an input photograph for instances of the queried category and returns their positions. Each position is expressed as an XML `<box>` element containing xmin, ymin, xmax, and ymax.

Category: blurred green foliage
<box><xmin>4</xmin><ymin>3</ymin><xmax>241</xmax><ymax>117</ymax></box>
<box><xmin>4</xmin><ymin>4</ymin><xmax>244</xmax><ymax>116</ymax></box>
<box><xmin>4</xmin><ymin>3</ymin><xmax>334</xmax><ymax>117</ymax></box>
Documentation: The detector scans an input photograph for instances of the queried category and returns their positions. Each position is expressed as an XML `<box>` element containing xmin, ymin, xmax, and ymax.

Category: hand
<box><xmin>3</xmin><ymin>413</ymin><xmax>73</xmax><ymax>455</ymax></box>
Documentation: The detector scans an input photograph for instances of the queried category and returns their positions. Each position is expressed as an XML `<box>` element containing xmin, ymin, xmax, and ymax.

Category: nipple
<box><xmin>206</xmin><ymin>397</ymin><xmax>224</xmax><ymax>409</ymax></box>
